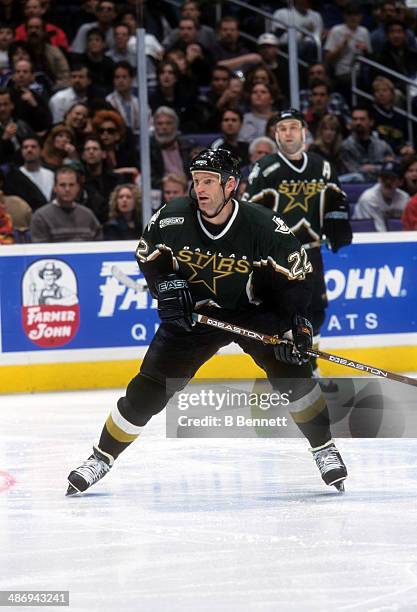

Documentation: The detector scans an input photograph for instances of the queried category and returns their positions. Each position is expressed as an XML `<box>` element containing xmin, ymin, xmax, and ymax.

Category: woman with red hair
<box><xmin>92</xmin><ymin>109</ymin><xmax>139</xmax><ymax>172</ymax></box>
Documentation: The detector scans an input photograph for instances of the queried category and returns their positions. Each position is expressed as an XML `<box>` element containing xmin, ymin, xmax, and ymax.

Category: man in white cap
<box><xmin>257</xmin><ymin>32</ymin><xmax>289</xmax><ymax>100</ymax></box>
<box><xmin>353</xmin><ymin>160</ymin><xmax>409</xmax><ymax>231</ymax></box>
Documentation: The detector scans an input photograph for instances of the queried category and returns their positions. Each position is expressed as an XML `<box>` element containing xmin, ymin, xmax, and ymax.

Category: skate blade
<box><xmin>66</xmin><ymin>482</ymin><xmax>81</xmax><ymax>496</ymax></box>
<box><xmin>333</xmin><ymin>480</ymin><xmax>345</xmax><ymax>493</ymax></box>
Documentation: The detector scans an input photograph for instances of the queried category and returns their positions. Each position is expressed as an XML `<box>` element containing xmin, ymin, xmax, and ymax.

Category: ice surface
<box><xmin>1</xmin><ymin>389</ymin><xmax>417</xmax><ymax>612</ymax></box>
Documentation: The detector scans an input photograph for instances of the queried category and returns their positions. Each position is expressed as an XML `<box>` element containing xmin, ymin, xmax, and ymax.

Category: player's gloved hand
<box><xmin>323</xmin><ymin>184</ymin><xmax>352</xmax><ymax>253</ymax></box>
<box><xmin>292</xmin><ymin>314</ymin><xmax>313</xmax><ymax>354</ymax></box>
<box><xmin>155</xmin><ymin>273</ymin><xmax>194</xmax><ymax>331</ymax></box>
<box><xmin>274</xmin><ymin>314</ymin><xmax>313</xmax><ymax>365</ymax></box>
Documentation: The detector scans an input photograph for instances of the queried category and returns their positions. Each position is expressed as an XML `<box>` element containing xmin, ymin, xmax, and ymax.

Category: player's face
<box><xmin>192</xmin><ymin>171</ymin><xmax>235</xmax><ymax>218</ymax></box>
<box><xmin>275</xmin><ymin>119</ymin><xmax>304</xmax><ymax>157</ymax></box>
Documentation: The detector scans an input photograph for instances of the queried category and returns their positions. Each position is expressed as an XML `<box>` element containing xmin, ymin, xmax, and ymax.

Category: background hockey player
<box><xmin>67</xmin><ymin>149</ymin><xmax>347</xmax><ymax>496</ymax></box>
<box><xmin>243</xmin><ymin>109</ymin><xmax>352</xmax><ymax>372</ymax></box>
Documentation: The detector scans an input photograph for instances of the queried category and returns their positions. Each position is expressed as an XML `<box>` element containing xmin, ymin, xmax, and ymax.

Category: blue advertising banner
<box><xmin>0</xmin><ymin>234</ymin><xmax>416</xmax><ymax>356</ymax></box>
<box><xmin>322</xmin><ymin>238</ymin><xmax>417</xmax><ymax>338</ymax></box>
<box><xmin>0</xmin><ymin>246</ymin><xmax>159</xmax><ymax>353</ymax></box>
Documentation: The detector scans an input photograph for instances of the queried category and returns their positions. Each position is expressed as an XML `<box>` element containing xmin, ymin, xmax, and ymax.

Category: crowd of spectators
<box><xmin>1</xmin><ymin>0</ymin><xmax>417</xmax><ymax>245</ymax></box>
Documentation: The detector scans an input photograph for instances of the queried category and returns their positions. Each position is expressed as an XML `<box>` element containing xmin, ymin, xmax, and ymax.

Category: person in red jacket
<box><xmin>0</xmin><ymin>191</ymin><xmax>14</xmax><ymax>244</ymax></box>
<box><xmin>402</xmin><ymin>194</ymin><xmax>417</xmax><ymax>230</ymax></box>
<box><xmin>15</xmin><ymin>0</ymin><xmax>69</xmax><ymax>51</ymax></box>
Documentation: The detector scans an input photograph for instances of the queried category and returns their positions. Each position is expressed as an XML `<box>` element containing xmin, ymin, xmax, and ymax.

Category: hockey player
<box><xmin>66</xmin><ymin>149</ymin><xmax>347</xmax><ymax>496</ymax></box>
<box><xmin>243</xmin><ymin>109</ymin><xmax>352</xmax><ymax>370</ymax></box>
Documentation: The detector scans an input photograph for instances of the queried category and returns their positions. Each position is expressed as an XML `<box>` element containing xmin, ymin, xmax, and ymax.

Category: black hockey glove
<box><xmin>155</xmin><ymin>274</ymin><xmax>194</xmax><ymax>331</ymax></box>
<box><xmin>274</xmin><ymin>315</ymin><xmax>313</xmax><ymax>366</ymax></box>
<box><xmin>323</xmin><ymin>184</ymin><xmax>352</xmax><ymax>253</ymax></box>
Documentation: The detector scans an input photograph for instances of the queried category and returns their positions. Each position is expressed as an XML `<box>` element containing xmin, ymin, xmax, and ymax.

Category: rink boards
<box><xmin>0</xmin><ymin>233</ymin><xmax>416</xmax><ymax>393</ymax></box>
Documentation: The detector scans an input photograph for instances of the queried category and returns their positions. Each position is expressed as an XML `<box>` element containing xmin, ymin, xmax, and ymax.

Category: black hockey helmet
<box><xmin>275</xmin><ymin>108</ymin><xmax>306</xmax><ymax>127</ymax></box>
<box><xmin>189</xmin><ymin>148</ymin><xmax>241</xmax><ymax>185</ymax></box>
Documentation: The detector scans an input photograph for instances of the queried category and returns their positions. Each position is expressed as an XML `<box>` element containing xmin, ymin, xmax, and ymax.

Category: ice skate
<box><xmin>66</xmin><ymin>446</ymin><xmax>114</xmax><ymax>496</ymax></box>
<box><xmin>310</xmin><ymin>440</ymin><xmax>347</xmax><ymax>492</ymax></box>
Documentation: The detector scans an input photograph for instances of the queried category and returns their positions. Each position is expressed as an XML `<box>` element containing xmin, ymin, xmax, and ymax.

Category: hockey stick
<box><xmin>111</xmin><ymin>266</ymin><xmax>417</xmax><ymax>388</ymax></box>
<box><xmin>111</xmin><ymin>265</ymin><xmax>148</xmax><ymax>292</ymax></box>
<box><xmin>192</xmin><ymin>313</ymin><xmax>417</xmax><ymax>388</ymax></box>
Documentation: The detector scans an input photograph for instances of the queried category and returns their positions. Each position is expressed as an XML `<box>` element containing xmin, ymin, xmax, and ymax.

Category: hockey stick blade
<box><xmin>192</xmin><ymin>313</ymin><xmax>417</xmax><ymax>388</ymax></box>
<box><xmin>111</xmin><ymin>265</ymin><xmax>148</xmax><ymax>292</ymax></box>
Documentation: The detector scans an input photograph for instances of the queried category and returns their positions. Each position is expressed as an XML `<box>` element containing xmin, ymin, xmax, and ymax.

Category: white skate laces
<box><xmin>66</xmin><ymin>446</ymin><xmax>114</xmax><ymax>496</ymax></box>
<box><xmin>310</xmin><ymin>439</ymin><xmax>347</xmax><ymax>491</ymax></box>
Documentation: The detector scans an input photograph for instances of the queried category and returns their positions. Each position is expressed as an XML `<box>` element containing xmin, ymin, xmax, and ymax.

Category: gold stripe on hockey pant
<box><xmin>289</xmin><ymin>383</ymin><xmax>327</xmax><ymax>424</ymax></box>
<box><xmin>105</xmin><ymin>406</ymin><xmax>144</xmax><ymax>443</ymax></box>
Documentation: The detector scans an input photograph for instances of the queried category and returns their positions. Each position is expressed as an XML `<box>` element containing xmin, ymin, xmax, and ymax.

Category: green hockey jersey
<box><xmin>243</xmin><ymin>151</ymin><xmax>340</xmax><ymax>246</ymax></box>
<box><xmin>136</xmin><ymin>197</ymin><xmax>313</xmax><ymax>321</ymax></box>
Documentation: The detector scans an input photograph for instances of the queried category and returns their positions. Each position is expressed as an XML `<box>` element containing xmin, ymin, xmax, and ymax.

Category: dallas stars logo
<box><xmin>186</xmin><ymin>254</ymin><xmax>234</xmax><ymax>295</ymax></box>
<box><xmin>280</xmin><ymin>180</ymin><xmax>324</xmax><ymax>214</ymax></box>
